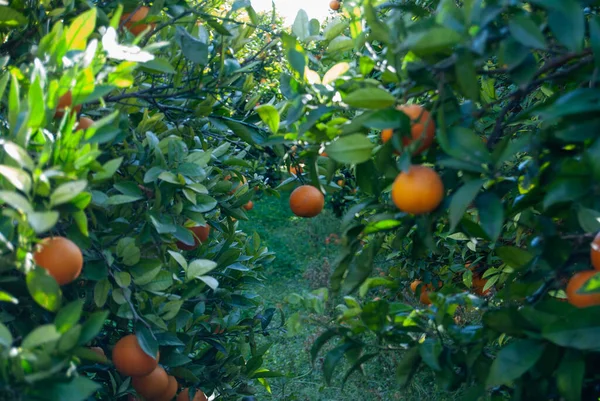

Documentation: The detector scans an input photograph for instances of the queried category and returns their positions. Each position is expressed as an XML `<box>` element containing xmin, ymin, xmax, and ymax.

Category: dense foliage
<box><xmin>277</xmin><ymin>0</ymin><xmax>600</xmax><ymax>400</ymax></box>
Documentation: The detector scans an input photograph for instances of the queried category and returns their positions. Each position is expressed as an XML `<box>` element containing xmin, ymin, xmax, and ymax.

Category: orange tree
<box><xmin>276</xmin><ymin>0</ymin><xmax>600</xmax><ymax>399</ymax></box>
<box><xmin>0</xmin><ymin>1</ymin><xmax>287</xmax><ymax>400</ymax></box>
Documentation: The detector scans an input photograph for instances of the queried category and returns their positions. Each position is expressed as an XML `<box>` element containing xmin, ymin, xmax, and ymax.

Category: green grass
<box><xmin>239</xmin><ymin>193</ymin><xmax>461</xmax><ymax>401</ymax></box>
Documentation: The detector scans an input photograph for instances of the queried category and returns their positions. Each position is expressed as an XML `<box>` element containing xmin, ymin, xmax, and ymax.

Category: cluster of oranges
<box><xmin>566</xmin><ymin>233</ymin><xmax>600</xmax><ymax>308</ymax></box>
<box><xmin>113</xmin><ymin>334</ymin><xmax>207</xmax><ymax>401</ymax></box>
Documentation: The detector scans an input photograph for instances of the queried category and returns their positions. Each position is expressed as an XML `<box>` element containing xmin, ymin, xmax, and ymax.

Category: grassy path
<box><xmin>239</xmin><ymin>193</ymin><xmax>457</xmax><ymax>401</ymax></box>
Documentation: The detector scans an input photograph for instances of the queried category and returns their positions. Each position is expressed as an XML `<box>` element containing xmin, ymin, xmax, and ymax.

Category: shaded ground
<box><xmin>239</xmin><ymin>192</ymin><xmax>459</xmax><ymax>401</ymax></box>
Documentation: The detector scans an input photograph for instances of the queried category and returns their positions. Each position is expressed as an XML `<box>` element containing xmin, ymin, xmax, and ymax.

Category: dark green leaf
<box><xmin>475</xmin><ymin>192</ymin><xmax>504</xmax><ymax>243</ymax></box>
<box><xmin>78</xmin><ymin>311</ymin><xmax>109</xmax><ymax>345</ymax></box>
<box><xmin>449</xmin><ymin>179</ymin><xmax>485</xmax><ymax>232</ymax></box>
<box><xmin>27</xmin><ymin>268</ymin><xmax>61</xmax><ymax>312</ymax></box>
<box><xmin>323</xmin><ymin>342</ymin><xmax>356</xmax><ymax>385</ymax></box>
<box><xmin>325</xmin><ymin>134</ymin><xmax>374</xmax><ymax>164</ymax></box>
<box><xmin>55</xmin><ymin>300</ymin><xmax>84</xmax><ymax>333</ymax></box>
<box><xmin>556</xmin><ymin>350</ymin><xmax>585</xmax><ymax>401</ymax></box>
<box><xmin>486</xmin><ymin>339</ymin><xmax>545</xmax><ymax>387</ymax></box>
<box><xmin>508</xmin><ymin>14</ymin><xmax>546</xmax><ymax>49</ymax></box>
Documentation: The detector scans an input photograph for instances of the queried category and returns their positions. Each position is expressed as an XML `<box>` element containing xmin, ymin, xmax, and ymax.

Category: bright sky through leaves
<box><xmin>251</xmin><ymin>0</ymin><xmax>331</xmax><ymax>24</ymax></box>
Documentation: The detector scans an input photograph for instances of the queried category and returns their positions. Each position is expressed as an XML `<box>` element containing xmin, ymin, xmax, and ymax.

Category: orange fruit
<box><xmin>320</xmin><ymin>151</ymin><xmax>328</xmax><ymax>157</ymax></box>
<box><xmin>289</xmin><ymin>165</ymin><xmax>304</xmax><ymax>175</ymax></box>
<box><xmin>289</xmin><ymin>185</ymin><xmax>325</xmax><ymax>218</ymax></box>
<box><xmin>177</xmin><ymin>388</ymin><xmax>208</xmax><ymax>401</ymax></box>
<box><xmin>152</xmin><ymin>375</ymin><xmax>178</xmax><ymax>401</ymax></box>
<box><xmin>330</xmin><ymin>0</ymin><xmax>341</xmax><ymax>10</ymax></box>
<box><xmin>33</xmin><ymin>237</ymin><xmax>83</xmax><ymax>285</ymax></box>
<box><xmin>228</xmin><ymin>175</ymin><xmax>247</xmax><ymax>194</ymax></box>
<box><xmin>132</xmin><ymin>366</ymin><xmax>169</xmax><ymax>399</ymax></box>
<box><xmin>410</xmin><ymin>280</ymin><xmax>422</xmax><ymax>293</ymax></box>
<box><xmin>243</xmin><ymin>201</ymin><xmax>254</xmax><ymax>211</ymax></box>
<box><xmin>176</xmin><ymin>225</ymin><xmax>210</xmax><ymax>251</ymax></box>
<box><xmin>121</xmin><ymin>6</ymin><xmax>155</xmax><ymax>36</ymax></box>
<box><xmin>420</xmin><ymin>290</ymin><xmax>432</xmax><ymax>305</ymax></box>
<box><xmin>381</xmin><ymin>105</ymin><xmax>435</xmax><ymax>155</ymax></box>
<box><xmin>112</xmin><ymin>334</ymin><xmax>159</xmax><ymax>377</ymax></box>
<box><xmin>76</xmin><ymin>117</ymin><xmax>94</xmax><ymax>131</ymax></box>
<box><xmin>55</xmin><ymin>91</ymin><xmax>82</xmax><ymax>118</ymax></box>
<box><xmin>391</xmin><ymin>165</ymin><xmax>444</xmax><ymax>214</ymax></box>
<box><xmin>472</xmin><ymin>275</ymin><xmax>490</xmax><ymax>296</ymax></box>
<box><xmin>591</xmin><ymin>232</ymin><xmax>600</xmax><ymax>271</ymax></box>
<box><xmin>566</xmin><ymin>270</ymin><xmax>600</xmax><ymax>308</ymax></box>
<box><xmin>337</xmin><ymin>179</ymin><xmax>345</xmax><ymax>187</ymax></box>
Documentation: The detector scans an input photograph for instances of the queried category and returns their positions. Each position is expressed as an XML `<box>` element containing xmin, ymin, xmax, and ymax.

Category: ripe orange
<box><xmin>228</xmin><ymin>175</ymin><xmax>247</xmax><ymax>194</ymax></box>
<box><xmin>55</xmin><ymin>91</ymin><xmax>82</xmax><ymax>118</ymax></box>
<box><xmin>176</xmin><ymin>225</ymin><xmax>210</xmax><ymax>251</ymax></box>
<box><xmin>472</xmin><ymin>275</ymin><xmax>490</xmax><ymax>296</ymax></box>
<box><xmin>337</xmin><ymin>179</ymin><xmax>345</xmax><ymax>187</ymax></box>
<box><xmin>591</xmin><ymin>232</ymin><xmax>600</xmax><ymax>271</ymax></box>
<box><xmin>381</xmin><ymin>105</ymin><xmax>436</xmax><ymax>155</ymax></box>
<box><xmin>330</xmin><ymin>0</ymin><xmax>341</xmax><ymax>10</ymax></box>
<box><xmin>177</xmin><ymin>388</ymin><xmax>208</xmax><ymax>401</ymax></box>
<box><xmin>420</xmin><ymin>290</ymin><xmax>432</xmax><ymax>305</ymax></box>
<box><xmin>132</xmin><ymin>366</ymin><xmax>169</xmax><ymax>399</ymax></box>
<box><xmin>289</xmin><ymin>185</ymin><xmax>325</xmax><ymax>218</ymax></box>
<box><xmin>410</xmin><ymin>280</ymin><xmax>423</xmax><ymax>293</ymax></box>
<box><xmin>33</xmin><ymin>237</ymin><xmax>83</xmax><ymax>285</ymax></box>
<box><xmin>243</xmin><ymin>201</ymin><xmax>254</xmax><ymax>211</ymax></box>
<box><xmin>152</xmin><ymin>375</ymin><xmax>178</xmax><ymax>401</ymax></box>
<box><xmin>76</xmin><ymin>117</ymin><xmax>94</xmax><ymax>131</ymax></box>
<box><xmin>391</xmin><ymin>165</ymin><xmax>444</xmax><ymax>215</ymax></box>
<box><xmin>112</xmin><ymin>334</ymin><xmax>159</xmax><ymax>377</ymax></box>
<box><xmin>121</xmin><ymin>6</ymin><xmax>155</xmax><ymax>36</ymax></box>
<box><xmin>566</xmin><ymin>270</ymin><xmax>600</xmax><ymax>308</ymax></box>
<box><xmin>289</xmin><ymin>165</ymin><xmax>304</xmax><ymax>175</ymax></box>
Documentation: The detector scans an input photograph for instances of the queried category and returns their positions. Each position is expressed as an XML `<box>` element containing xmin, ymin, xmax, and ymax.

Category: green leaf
<box><xmin>495</xmin><ymin>246</ymin><xmax>533</xmax><ymax>269</ymax></box>
<box><xmin>175</xmin><ymin>27</ymin><xmax>209</xmax><ymax>65</ymax></box>
<box><xmin>531</xmin><ymin>0</ymin><xmax>583</xmax><ymax>52</ymax></box>
<box><xmin>542</xmin><ymin>311</ymin><xmax>600</xmax><ymax>350</ymax></box>
<box><xmin>27</xmin><ymin>268</ymin><xmax>62</xmax><ymax>312</ymax></box>
<box><xmin>311</xmin><ymin>329</ymin><xmax>343</xmax><ymax>363</ymax></box>
<box><xmin>578</xmin><ymin>206</ymin><xmax>600</xmax><ymax>233</ymax></box>
<box><xmin>187</xmin><ymin>259</ymin><xmax>218</xmax><ymax>280</ymax></box>
<box><xmin>323</xmin><ymin>342</ymin><xmax>356</xmax><ymax>385</ymax></box>
<box><xmin>475</xmin><ymin>192</ymin><xmax>504</xmax><ymax>243</ymax></box>
<box><xmin>221</xmin><ymin>119</ymin><xmax>267</xmax><ymax>145</ymax></box>
<box><xmin>55</xmin><ymin>300</ymin><xmax>84</xmax><ymax>333</ymax></box>
<box><xmin>449</xmin><ymin>179</ymin><xmax>485</xmax><ymax>232</ymax></box>
<box><xmin>343</xmin><ymin>88</ymin><xmax>395</xmax><ymax>109</ymax></box>
<box><xmin>419</xmin><ymin>339</ymin><xmax>442</xmax><ymax>371</ymax></box>
<box><xmin>94</xmin><ymin>278</ymin><xmax>111</xmax><ymax>308</ymax></box>
<box><xmin>403</xmin><ymin>27</ymin><xmax>462</xmax><ymax>56</ymax></box>
<box><xmin>50</xmin><ymin>180</ymin><xmax>87</xmax><ymax>207</ymax></box>
<box><xmin>438</xmin><ymin>127</ymin><xmax>491</xmax><ymax>165</ymax></box>
<box><xmin>28</xmin><ymin>211</ymin><xmax>59</xmax><ymax>234</ymax></box>
<box><xmin>78</xmin><ymin>311</ymin><xmax>109</xmax><ymax>345</ymax></box>
<box><xmin>590</xmin><ymin>16</ymin><xmax>600</xmax><ymax>68</ymax></box>
<box><xmin>543</xmin><ymin>178</ymin><xmax>587</xmax><ymax>209</ymax></box>
<box><xmin>0</xmin><ymin>6</ymin><xmax>26</xmax><ymax>27</ymax></box>
<box><xmin>65</xmin><ymin>8</ymin><xmax>97</xmax><ymax>51</ymax></box>
<box><xmin>106</xmin><ymin>194</ymin><xmax>143</xmax><ymax>205</ymax></box>
<box><xmin>45</xmin><ymin>376</ymin><xmax>101</xmax><ymax>401</ymax></box>
<box><xmin>136</xmin><ymin>324</ymin><xmax>159</xmax><ymax>359</ymax></box>
<box><xmin>292</xmin><ymin>9</ymin><xmax>309</xmax><ymax>41</ymax></box>
<box><xmin>22</xmin><ymin>324</ymin><xmax>60</xmax><ymax>349</ymax></box>
<box><xmin>0</xmin><ymin>322</ymin><xmax>13</xmax><ymax>348</ymax></box>
<box><xmin>556</xmin><ymin>350</ymin><xmax>585</xmax><ymax>401</ymax></box>
<box><xmin>0</xmin><ymin>190</ymin><xmax>32</xmax><ymax>213</ymax></box>
<box><xmin>486</xmin><ymin>339</ymin><xmax>545</xmax><ymax>387</ymax></box>
<box><xmin>140</xmin><ymin>58</ymin><xmax>176</xmax><ymax>74</ymax></box>
<box><xmin>455</xmin><ymin>51</ymin><xmax>479</xmax><ymax>101</ymax></box>
<box><xmin>324</xmin><ymin>17</ymin><xmax>348</xmax><ymax>41</ymax></box>
<box><xmin>57</xmin><ymin>324</ymin><xmax>81</xmax><ymax>353</ymax></box>
<box><xmin>28</xmin><ymin>76</ymin><xmax>45</xmax><ymax>130</ymax></box>
<box><xmin>325</xmin><ymin>134</ymin><xmax>374</xmax><ymax>164</ymax></box>
<box><xmin>396</xmin><ymin>347</ymin><xmax>421</xmax><ymax>386</ymax></box>
<box><xmin>197</xmin><ymin>275</ymin><xmax>219</xmax><ymax>290</ymax></box>
<box><xmin>255</xmin><ymin>105</ymin><xmax>280</xmax><ymax>134</ymax></box>
<box><xmin>0</xmin><ymin>165</ymin><xmax>31</xmax><ymax>193</ymax></box>
<box><xmin>508</xmin><ymin>14</ymin><xmax>546</xmax><ymax>49</ymax></box>
<box><xmin>3</xmin><ymin>141</ymin><xmax>34</xmax><ymax>170</ymax></box>
<box><xmin>327</xmin><ymin>36</ymin><xmax>354</xmax><ymax>54</ymax></box>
